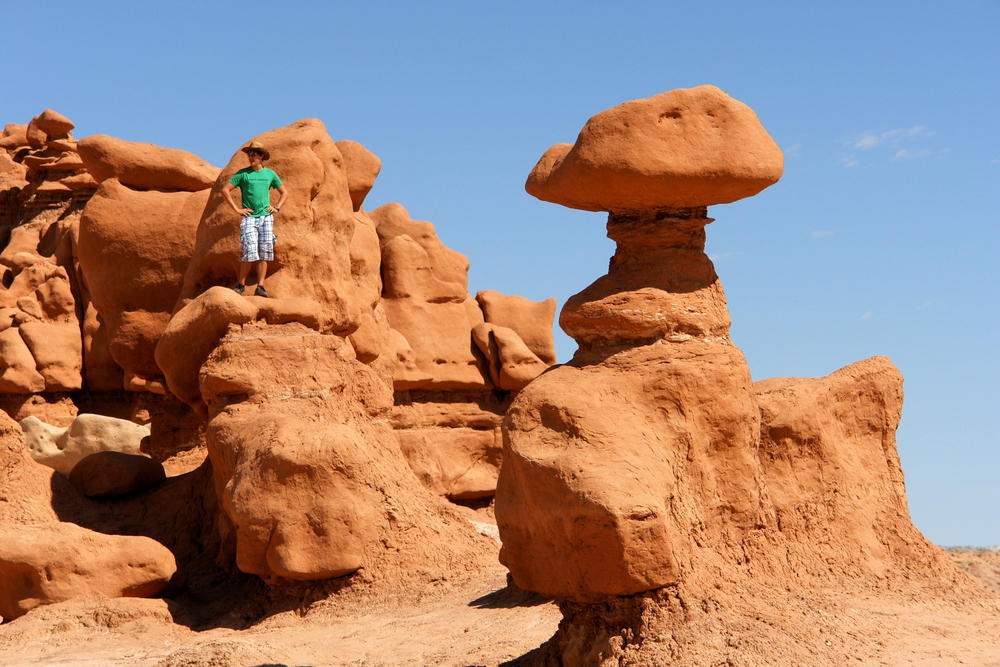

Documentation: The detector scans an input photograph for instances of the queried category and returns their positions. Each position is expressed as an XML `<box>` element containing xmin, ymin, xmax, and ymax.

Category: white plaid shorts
<box><xmin>239</xmin><ymin>214</ymin><xmax>275</xmax><ymax>262</ymax></box>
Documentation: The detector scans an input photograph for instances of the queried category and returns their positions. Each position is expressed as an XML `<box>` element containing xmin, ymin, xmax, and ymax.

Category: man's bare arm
<box><xmin>266</xmin><ymin>185</ymin><xmax>288</xmax><ymax>214</ymax></box>
<box><xmin>222</xmin><ymin>182</ymin><xmax>252</xmax><ymax>216</ymax></box>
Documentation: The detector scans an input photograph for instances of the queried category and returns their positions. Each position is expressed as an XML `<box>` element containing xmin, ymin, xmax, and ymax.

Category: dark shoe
<box><xmin>254</xmin><ymin>285</ymin><xmax>268</xmax><ymax>298</ymax></box>
<box><xmin>233</xmin><ymin>284</ymin><xmax>245</xmax><ymax>294</ymax></box>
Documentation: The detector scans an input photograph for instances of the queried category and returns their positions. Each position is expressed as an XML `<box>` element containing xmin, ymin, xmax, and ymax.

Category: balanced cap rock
<box><xmin>525</xmin><ymin>85</ymin><xmax>784</xmax><ymax>212</ymax></box>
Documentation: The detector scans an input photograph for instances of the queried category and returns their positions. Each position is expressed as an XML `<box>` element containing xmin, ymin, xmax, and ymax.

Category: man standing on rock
<box><xmin>221</xmin><ymin>141</ymin><xmax>287</xmax><ymax>297</ymax></box>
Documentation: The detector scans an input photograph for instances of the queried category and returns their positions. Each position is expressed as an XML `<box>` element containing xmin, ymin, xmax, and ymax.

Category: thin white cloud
<box><xmin>709</xmin><ymin>252</ymin><xmax>735</xmax><ymax>261</ymax></box>
<box><xmin>811</xmin><ymin>230</ymin><xmax>833</xmax><ymax>238</ymax></box>
<box><xmin>854</xmin><ymin>134</ymin><xmax>881</xmax><ymax>150</ymax></box>
<box><xmin>860</xmin><ymin>311</ymin><xmax>874</xmax><ymax>320</ymax></box>
<box><xmin>840</xmin><ymin>125</ymin><xmax>937</xmax><ymax>167</ymax></box>
<box><xmin>850</xmin><ymin>125</ymin><xmax>933</xmax><ymax>150</ymax></box>
<box><xmin>919</xmin><ymin>300</ymin><xmax>934</xmax><ymax>309</ymax></box>
<box><xmin>891</xmin><ymin>148</ymin><xmax>932</xmax><ymax>161</ymax></box>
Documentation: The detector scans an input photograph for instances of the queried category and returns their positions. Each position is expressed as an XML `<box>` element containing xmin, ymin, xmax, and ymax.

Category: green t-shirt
<box><xmin>229</xmin><ymin>167</ymin><xmax>283</xmax><ymax>216</ymax></box>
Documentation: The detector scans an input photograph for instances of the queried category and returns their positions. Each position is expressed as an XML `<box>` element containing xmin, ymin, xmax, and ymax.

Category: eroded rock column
<box><xmin>496</xmin><ymin>86</ymin><xmax>783</xmax><ymax>603</ymax></box>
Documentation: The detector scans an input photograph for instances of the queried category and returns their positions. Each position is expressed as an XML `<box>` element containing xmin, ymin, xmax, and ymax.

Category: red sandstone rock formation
<box><xmin>0</xmin><ymin>522</ymin><xmax>176</xmax><ymax>620</ymax></box>
<box><xmin>198</xmin><ymin>322</ymin><xmax>493</xmax><ymax>582</ymax></box>
<box><xmin>77</xmin><ymin>135</ymin><xmax>219</xmax><ymax>191</ymax></box>
<box><xmin>77</xmin><ymin>179</ymin><xmax>205</xmax><ymax>391</ymax></box>
<box><xmin>496</xmin><ymin>86</ymin><xmax>980</xmax><ymax>665</ymax></box>
<box><xmin>0</xmin><ymin>109</ymin><xmax>119</xmax><ymax>407</ymax></box>
<box><xmin>525</xmin><ymin>85</ymin><xmax>783</xmax><ymax>212</ymax></box>
<box><xmin>176</xmin><ymin>119</ymin><xmax>360</xmax><ymax>331</ymax></box>
<box><xmin>0</xmin><ymin>110</ymin><xmax>560</xmax><ymax>624</ymax></box>
<box><xmin>373</xmin><ymin>202</ymin><xmax>487</xmax><ymax>390</ymax></box>
<box><xmin>371</xmin><ymin>203</ymin><xmax>558</xmax><ymax>498</ymax></box>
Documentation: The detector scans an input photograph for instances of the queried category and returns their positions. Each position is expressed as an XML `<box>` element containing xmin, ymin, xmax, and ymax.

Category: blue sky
<box><xmin>5</xmin><ymin>1</ymin><xmax>998</xmax><ymax>545</ymax></box>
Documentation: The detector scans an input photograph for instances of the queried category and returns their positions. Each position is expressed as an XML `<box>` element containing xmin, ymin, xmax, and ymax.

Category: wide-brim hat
<box><xmin>241</xmin><ymin>141</ymin><xmax>270</xmax><ymax>160</ymax></box>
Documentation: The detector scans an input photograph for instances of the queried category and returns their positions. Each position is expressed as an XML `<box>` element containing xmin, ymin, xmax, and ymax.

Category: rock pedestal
<box><xmin>497</xmin><ymin>206</ymin><xmax>766</xmax><ymax>602</ymax></box>
<box><xmin>497</xmin><ymin>86</ymin><xmax>782</xmax><ymax>603</ymax></box>
<box><xmin>495</xmin><ymin>86</ymin><xmax>973</xmax><ymax>665</ymax></box>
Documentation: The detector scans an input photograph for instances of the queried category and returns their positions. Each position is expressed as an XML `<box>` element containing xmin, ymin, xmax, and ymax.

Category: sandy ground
<box><xmin>0</xmin><ymin>565</ymin><xmax>561</xmax><ymax>667</ymax></box>
<box><xmin>2</xmin><ymin>549</ymin><xmax>999</xmax><ymax>667</ymax></box>
<box><xmin>947</xmin><ymin>548</ymin><xmax>1000</xmax><ymax>597</ymax></box>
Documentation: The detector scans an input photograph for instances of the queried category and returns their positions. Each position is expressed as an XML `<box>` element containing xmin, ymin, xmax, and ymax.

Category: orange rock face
<box><xmin>77</xmin><ymin>135</ymin><xmax>220</xmax><ymax>191</ymax></box>
<box><xmin>371</xmin><ymin>204</ymin><xmax>558</xmax><ymax>499</ymax></box>
<box><xmin>525</xmin><ymin>85</ymin><xmax>783</xmax><ymax>212</ymax></box>
<box><xmin>77</xmin><ymin>179</ymin><xmax>204</xmax><ymax>383</ymax></box>
<box><xmin>495</xmin><ymin>88</ymin><xmax>973</xmax><ymax>664</ymax></box>
<box><xmin>176</xmin><ymin>119</ymin><xmax>360</xmax><ymax>335</ymax></box>
<box><xmin>373</xmin><ymin>203</ymin><xmax>487</xmax><ymax>390</ymax></box>
<box><xmin>0</xmin><ymin>522</ymin><xmax>176</xmax><ymax>620</ymax></box>
<box><xmin>496</xmin><ymin>208</ymin><xmax>764</xmax><ymax>602</ymax></box>
<box><xmin>198</xmin><ymin>323</ymin><xmax>490</xmax><ymax>581</ymax></box>
<box><xmin>754</xmin><ymin>356</ymin><xmax>919</xmax><ymax>578</ymax></box>
<box><xmin>336</xmin><ymin>139</ymin><xmax>382</xmax><ymax>212</ymax></box>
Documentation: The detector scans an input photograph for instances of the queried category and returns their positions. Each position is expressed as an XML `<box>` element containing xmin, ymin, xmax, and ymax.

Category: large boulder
<box><xmin>198</xmin><ymin>323</ymin><xmax>493</xmax><ymax>582</ymax></box>
<box><xmin>0</xmin><ymin>522</ymin><xmax>176</xmax><ymax>620</ymax></box>
<box><xmin>476</xmin><ymin>290</ymin><xmax>557</xmax><ymax>365</ymax></box>
<box><xmin>77</xmin><ymin>135</ymin><xmax>220</xmax><ymax>191</ymax></box>
<box><xmin>497</xmin><ymin>336</ymin><xmax>762</xmax><ymax>602</ymax></box>
<box><xmin>68</xmin><ymin>451</ymin><xmax>166</xmax><ymax>498</ymax></box>
<box><xmin>336</xmin><ymin>139</ymin><xmax>381</xmax><ymax>212</ymax></box>
<box><xmin>155</xmin><ymin>286</ymin><xmax>257</xmax><ymax>418</ymax></box>
<box><xmin>472</xmin><ymin>323</ymin><xmax>549</xmax><ymax>392</ymax></box>
<box><xmin>21</xmin><ymin>413</ymin><xmax>150</xmax><ymax>476</ymax></box>
<box><xmin>33</xmin><ymin>109</ymin><xmax>75</xmax><ymax>137</ymax></box>
<box><xmin>77</xmin><ymin>178</ymin><xmax>205</xmax><ymax>383</ymax></box>
<box><xmin>525</xmin><ymin>85</ymin><xmax>783</xmax><ymax>212</ymax></box>
<box><xmin>754</xmin><ymin>356</ymin><xmax>931</xmax><ymax>579</ymax></box>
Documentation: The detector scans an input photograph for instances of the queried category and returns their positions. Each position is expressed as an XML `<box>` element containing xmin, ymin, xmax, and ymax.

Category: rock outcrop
<box><xmin>77</xmin><ymin>179</ymin><xmax>205</xmax><ymax>390</ymax></box>
<box><xmin>199</xmin><ymin>322</ymin><xmax>493</xmax><ymax>581</ymax></box>
<box><xmin>175</xmin><ymin>119</ymin><xmax>359</xmax><ymax>332</ymax></box>
<box><xmin>495</xmin><ymin>86</ymin><xmax>976</xmax><ymax>665</ymax></box>
<box><xmin>0</xmin><ymin>110</ymin><xmax>559</xmax><ymax>623</ymax></box>
<box><xmin>373</xmin><ymin>204</ymin><xmax>557</xmax><ymax>499</ymax></box>
<box><xmin>373</xmin><ymin>203</ymin><xmax>488</xmax><ymax>390</ymax></box>
<box><xmin>0</xmin><ymin>522</ymin><xmax>176</xmax><ymax>620</ymax></box>
<box><xmin>76</xmin><ymin>135</ymin><xmax>219</xmax><ymax>191</ymax></box>
<box><xmin>21</xmin><ymin>413</ymin><xmax>150</xmax><ymax>476</ymax></box>
<box><xmin>68</xmin><ymin>451</ymin><xmax>166</xmax><ymax>498</ymax></box>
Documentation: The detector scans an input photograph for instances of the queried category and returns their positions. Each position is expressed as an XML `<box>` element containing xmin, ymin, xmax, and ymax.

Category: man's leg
<box><xmin>255</xmin><ymin>259</ymin><xmax>268</xmax><ymax>287</ymax></box>
<box><xmin>253</xmin><ymin>215</ymin><xmax>274</xmax><ymax>297</ymax></box>
<box><xmin>236</xmin><ymin>215</ymin><xmax>259</xmax><ymax>292</ymax></box>
<box><xmin>238</xmin><ymin>261</ymin><xmax>253</xmax><ymax>286</ymax></box>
